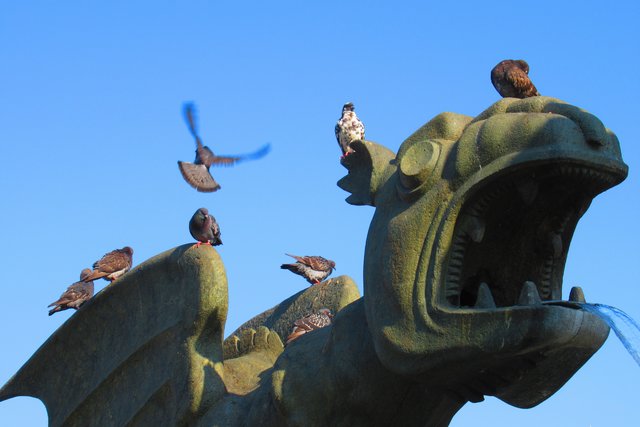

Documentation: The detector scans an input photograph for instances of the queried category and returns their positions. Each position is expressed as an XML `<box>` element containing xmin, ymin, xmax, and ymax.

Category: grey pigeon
<box><xmin>48</xmin><ymin>269</ymin><xmax>94</xmax><ymax>316</ymax></box>
<box><xmin>280</xmin><ymin>253</ymin><xmax>336</xmax><ymax>285</ymax></box>
<box><xmin>335</xmin><ymin>102</ymin><xmax>365</xmax><ymax>158</ymax></box>
<box><xmin>491</xmin><ymin>59</ymin><xmax>540</xmax><ymax>98</ymax></box>
<box><xmin>82</xmin><ymin>246</ymin><xmax>134</xmax><ymax>283</ymax></box>
<box><xmin>286</xmin><ymin>308</ymin><xmax>334</xmax><ymax>345</ymax></box>
<box><xmin>189</xmin><ymin>207</ymin><xmax>222</xmax><ymax>247</ymax></box>
<box><xmin>178</xmin><ymin>102</ymin><xmax>271</xmax><ymax>192</ymax></box>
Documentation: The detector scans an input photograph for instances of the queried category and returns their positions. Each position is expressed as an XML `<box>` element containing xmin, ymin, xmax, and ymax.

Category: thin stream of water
<box><xmin>580</xmin><ymin>303</ymin><xmax>640</xmax><ymax>367</ymax></box>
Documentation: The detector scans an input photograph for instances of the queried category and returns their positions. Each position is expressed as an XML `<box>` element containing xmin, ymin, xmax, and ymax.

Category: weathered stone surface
<box><xmin>224</xmin><ymin>275</ymin><xmax>361</xmax><ymax>358</ymax></box>
<box><xmin>0</xmin><ymin>96</ymin><xmax>629</xmax><ymax>426</ymax></box>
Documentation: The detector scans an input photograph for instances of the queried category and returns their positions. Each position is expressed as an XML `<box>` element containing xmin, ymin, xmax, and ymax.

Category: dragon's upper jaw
<box><xmin>440</xmin><ymin>160</ymin><xmax>622</xmax><ymax>311</ymax></box>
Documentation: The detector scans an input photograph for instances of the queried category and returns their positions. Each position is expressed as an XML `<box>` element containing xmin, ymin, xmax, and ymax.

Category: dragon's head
<box><xmin>339</xmin><ymin>97</ymin><xmax>628</xmax><ymax>406</ymax></box>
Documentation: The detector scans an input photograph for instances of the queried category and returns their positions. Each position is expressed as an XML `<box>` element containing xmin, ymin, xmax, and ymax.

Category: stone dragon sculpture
<box><xmin>0</xmin><ymin>96</ymin><xmax>628</xmax><ymax>426</ymax></box>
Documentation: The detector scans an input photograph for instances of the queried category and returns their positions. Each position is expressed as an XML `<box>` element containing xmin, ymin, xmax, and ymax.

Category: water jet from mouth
<box><xmin>543</xmin><ymin>301</ymin><xmax>640</xmax><ymax>367</ymax></box>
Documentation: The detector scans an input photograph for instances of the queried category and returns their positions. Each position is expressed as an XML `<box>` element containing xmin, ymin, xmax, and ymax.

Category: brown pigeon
<box><xmin>177</xmin><ymin>102</ymin><xmax>271</xmax><ymax>192</ymax></box>
<box><xmin>335</xmin><ymin>102</ymin><xmax>365</xmax><ymax>158</ymax></box>
<box><xmin>491</xmin><ymin>59</ymin><xmax>540</xmax><ymax>98</ymax></box>
<box><xmin>189</xmin><ymin>207</ymin><xmax>222</xmax><ymax>247</ymax></box>
<box><xmin>82</xmin><ymin>246</ymin><xmax>134</xmax><ymax>283</ymax></box>
<box><xmin>48</xmin><ymin>269</ymin><xmax>95</xmax><ymax>316</ymax></box>
<box><xmin>280</xmin><ymin>254</ymin><xmax>336</xmax><ymax>285</ymax></box>
<box><xmin>286</xmin><ymin>308</ymin><xmax>334</xmax><ymax>345</ymax></box>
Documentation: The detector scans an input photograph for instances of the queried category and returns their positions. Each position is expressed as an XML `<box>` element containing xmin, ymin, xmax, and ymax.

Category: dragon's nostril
<box><xmin>587</xmin><ymin>138</ymin><xmax>606</xmax><ymax>147</ymax></box>
<box><xmin>398</xmin><ymin>140</ymin><xmax>440</xmax><ymax>192</ymax></box>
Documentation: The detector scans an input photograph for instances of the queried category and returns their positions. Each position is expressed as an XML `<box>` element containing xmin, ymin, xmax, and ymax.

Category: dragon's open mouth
<box><xmin>443</xmin><ymin>161</ymin><xmax>620</xmax><ymax>309</ymax></box>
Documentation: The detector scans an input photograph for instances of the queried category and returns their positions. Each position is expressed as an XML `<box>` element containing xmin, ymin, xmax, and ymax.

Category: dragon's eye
<box><xmin>397</xmin><ymin>139</ymin><xmax>441</xmax><ymax>199</ymax></box>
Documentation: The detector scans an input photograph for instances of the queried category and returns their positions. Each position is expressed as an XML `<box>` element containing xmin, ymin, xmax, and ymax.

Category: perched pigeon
<box><xmin>48</xmin><ymin>269</ymin><xmax>95</xmax><ymax>316</ymax></box>
<box><xmin>82</xmin><ymin>246</ymin><xmax>134</xmax><ymax>283</ymax></box>
<box><xmin>189</xmin><ymin>207</ymin><xmax>222</xmax><ymax>247</ymax></box>
<box><xmin>178</xmin><ymin>102</ymin><xmax>271</xmax><ymax>192</ymax></box>
<box><xmin>491</xmin><ymin>59</ymin><xmax>540</xmax><ymax>98</ymax></box>
<box><xmin>335</xmin><ymin>102</ymin><xmax>365</xmax><ymax>158</ymax></box>
<box><xmin>286</xmin><ymin>308</ymin><xmax>334</xmax><ymax>345</ymax></box>
<box><xmin>280</xmin><ymin>254</ymin><xmax>336</xmax><ymax>285</ymax></box>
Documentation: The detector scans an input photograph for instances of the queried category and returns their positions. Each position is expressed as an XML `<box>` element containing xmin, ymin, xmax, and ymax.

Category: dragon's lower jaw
<box><xmin>426</xmin><ymin>302</ymin><xmax>610</xmax><ymax>406</ymax></box>
<box><xmin>492</xmin><ymin>305</ymin><xmax>609</xmax><ymax>408</ymax></box>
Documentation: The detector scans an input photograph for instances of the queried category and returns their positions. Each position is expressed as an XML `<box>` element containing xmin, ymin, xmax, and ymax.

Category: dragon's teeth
<box><xmin>460</xmin><ymin>215</ymin><xmax>486</xmax><ymax>243</ymax></box>
<box><xmin>517</xmin><ymin>179</ymin><xmax>539</xmax><ymax>205</ymax></box>
<box><xmin>518</xmin><ymin>281</ymin><xmax>542</xmax><ymax>306</ymax></box>
<box><xmin>551</xmin><ymin>233</ymin><xmax>563</xmax><ymax>259</ymax></box>
<box><xmin>475</xmin><ymin>282</ymin><xmax>497</xmax><ymax>309</ymax></box>
<box><xmin>569</xmin><ymin>286</ymin><xmax>586</xmax><ymax>303</ymax></box>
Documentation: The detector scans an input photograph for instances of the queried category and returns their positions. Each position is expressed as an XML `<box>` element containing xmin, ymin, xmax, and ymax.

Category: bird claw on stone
<box><xmin>193</xmin><ymin>241</ymin><xmax>212</xmax><ymax>248</ymax></box>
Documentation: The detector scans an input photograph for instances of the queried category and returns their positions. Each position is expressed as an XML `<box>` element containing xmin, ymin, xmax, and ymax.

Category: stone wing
<box><xmin>0</xmin><ymin>245</ymin><xmax>229</xmax><ymax>427</ymax></box>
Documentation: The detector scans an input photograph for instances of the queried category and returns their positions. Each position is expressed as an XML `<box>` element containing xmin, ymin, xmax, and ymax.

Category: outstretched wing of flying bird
<box><xmin>209</xmin><ymin>143</ymin><xmax>271</xmax><ymax>166</ymax></box>
<box><xmin>183</xmin><ymin>102</ymin><xmax>202</xmax><ymax>145</ymax></box>
<box><xmin>178</xmin><ymin>102</ymin><xmax>271</xmax><ymax>192</ymax></box>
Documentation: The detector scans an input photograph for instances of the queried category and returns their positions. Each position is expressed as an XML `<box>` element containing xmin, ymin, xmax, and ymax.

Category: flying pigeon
<box><xmin>280</xmin><ymin>253</ymin><xmax>336</xmax><ymax>285</ymax></box>
<box><xmin>335</xmin><ymin>102</ymin><xmax>365</xmax><ymax>158</ymax></box>
<box><xmin>48</xmin><ymin>269</ymin><xmax>95</xmax><ymax>316</ymax></box>
<box><xmin>491</xmin><ymin>59</ymin><xmax>540</xmax><ymax>98</ymax></box>
<box><xmin>82</xmin><ymin>246</ymin><xmax>134</xmax><ymax>283</ymax></box>
<box><xmin>177</xmin><ymin>102</ymin><xmax>271</xmax><ymax>192</ymax></box>
<box><xmin>286</xmin><ymin>308</ymin><xmax>334</xmax><ymax>345</ymax></box>
<box><xmin>189</xmin><ymin>207</ymin><xmax>222</xmax><ymax>247</ymax></box>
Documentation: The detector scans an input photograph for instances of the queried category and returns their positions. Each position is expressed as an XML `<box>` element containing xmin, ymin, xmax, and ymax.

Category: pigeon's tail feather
<box><xmin>178</xmin><ymin>161</ymin><xmax>221</xmax><ymax>193</ymax></box>
<box><xmin>285</xmin><ymin>330</ymin><xmax>306</xmax><ymax>345</ymax></box>
<box><xmin>48</xmin><ymin>306</ymin><xmax>61</xmax><ymax>316</ymax></box>
<box><xmin>48</xmin><ymin>296</ymin><xmax>72</xmax><ymax>308</ymax></box>
<box><xmin>82</xmin><ymin>270</ymin><xmax>109</xmax><ymax>282</ymax></box>
<box><xmin>280</xmin><ymin>264</ymin><xmax>296</xmax><ymax>271</ymax></box>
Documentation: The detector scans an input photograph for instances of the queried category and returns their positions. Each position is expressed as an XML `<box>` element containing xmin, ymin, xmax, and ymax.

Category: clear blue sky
<box><xmin>1</xmin><ymin>1</ymin><xmax>638</xmax><ymax>425</ymax></box>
